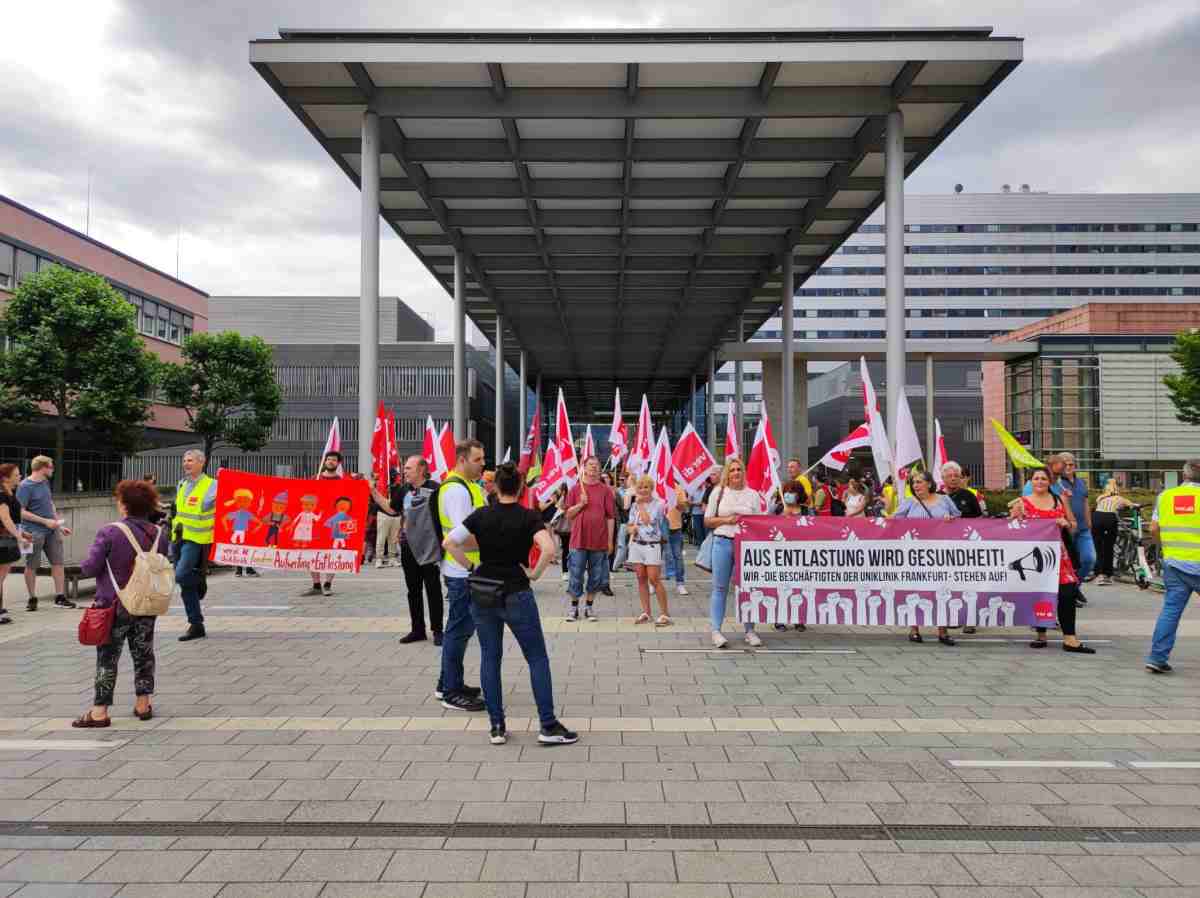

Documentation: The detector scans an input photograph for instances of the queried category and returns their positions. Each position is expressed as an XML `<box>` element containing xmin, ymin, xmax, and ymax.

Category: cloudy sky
<box><xmin>3</xmin><ymin>1</ymin><xmax>1198</xmax><ymax>340</ymax></box>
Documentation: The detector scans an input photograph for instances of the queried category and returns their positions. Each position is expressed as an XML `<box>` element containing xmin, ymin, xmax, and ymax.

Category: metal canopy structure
<box><xmin>250</xmin><ymin>27</ymin><xmax>1022</xmax><ymax>431</ymax></box>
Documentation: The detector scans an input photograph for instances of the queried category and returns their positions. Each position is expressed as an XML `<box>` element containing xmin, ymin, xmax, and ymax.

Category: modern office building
<box><xmin>983</xmin><ymin>302</ymin><xmax>1200</xmax><ymax>490</ymax></box>
<box><xmin>0</xmin><ymin>194</ymin><xmax>209</xmax><ymax>489</ymax></box>
<box><xmin>714</xmin><ymin>192</ymin><xmax>1200</xmax><ymax>460</ymax></box>
<box><xmin>131</xmin><ymin>295</ymin><xmax>522</xmax><ymax>481</ymax></box>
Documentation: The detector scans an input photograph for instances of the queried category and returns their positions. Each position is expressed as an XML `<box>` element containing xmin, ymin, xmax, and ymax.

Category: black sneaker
<box><xmin>234</xmin><ymin>568</ymin><xmax>243</xmax><ymax>577</ymax></box>
<box><xmin>538</xmin><ymin>722</ymin><xmax>579</xmax><ymax>746</ymax></box>
<box><xmin>302</xmin><ymin>585</ymin><xmax>322</xmax><ymax>596</ymax></box>
<box><xmin>54</xmin><ymin>595</ymin><xmax>76</xmax><ymax>609</ymax></box>
<box><xmin>600</xmin><ymin>585</ymin><xmax>614</xmax><ymax>597</ymax></box>
<box><xmin>1146</xmin><ymin>661</ymin><xmax>1173</xmax><ymax>674</ymax></box>
<box><xmin>178</xmin><ymin>624</ymin><xmax>207</xmax><ymax>642</ymax></box>
<box><xmin>441</xmin><ymin>691</ymin><xmax>485</xmax><ymax>712</ymax></box>
<box><xmin>398</xmin><ymin>631</ymin><xmax>427</xmax><ymax>644</ymax></box>
<box><xmin>245</xmin><ymin>568</ymin><xmax>260</xmax><ymax>578</ymax></box>
<box><xmin>490</xmin><ymin>724</ymin><xmax>507</xmax><ymax>745</ymax></box>
<box><xmin>433</xmin><ymin>633</ymin><xmax>443</xmax><ymax>647</ymax></box>
<box><xmin>26</xmin><ymin>597</ymin><xmax>37</xmax><ymax>612</ymax></box>
<box><xmin>434</xmin><ymin>684</ymin><xmax>481</xmax><ymax>701</ymax></box>
<box><xmin>322</xmin><ymin>583</ymin><xmax>333</xmax><ymax>597</ymax></box>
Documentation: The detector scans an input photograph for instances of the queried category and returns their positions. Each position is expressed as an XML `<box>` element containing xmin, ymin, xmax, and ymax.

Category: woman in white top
<box><xmin>626</xmin><ymin>475</ymin><xmax>671</xmax><ymax>626</ymax></box>
<box><xmin>704</xmin><ymin>457</ymin><xmax>766</xmax><ymax>648</ymax></box>
<box><xmin>844</xmin><ymin>478</ymin><xmax>868</xmax><ymax>517</ymax></box>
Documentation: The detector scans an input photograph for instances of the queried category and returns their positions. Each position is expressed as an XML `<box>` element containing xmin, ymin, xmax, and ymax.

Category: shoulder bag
<box><xmin>695</xmin><ymin>486</ymin><xmax>725</xmax><ymax>573</ymax></box>
<box><xmin>468</xmin><ymin>571</ymin><xmax>508</xmax><ymax>609</ymax></box>
<box><xmin>78</xmin><ymin>603</ymin><xmax>116</xmax><ymax>646</ymax></box>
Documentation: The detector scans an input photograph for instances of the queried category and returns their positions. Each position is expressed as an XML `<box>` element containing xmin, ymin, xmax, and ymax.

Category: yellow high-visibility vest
<box><xmin>1156</xmin><ymin>484</ymin><xmax>1200</xmax><ymax>564</ymax></box>
<box><xmin>174</xmin><ymin>474</ymin><xmax>216</xmax><ymax>545</ymax></box>
<box><xmin>438</xmin><ymin>474</ymin><xmax>485</xmax><ymax>566</ymax></box>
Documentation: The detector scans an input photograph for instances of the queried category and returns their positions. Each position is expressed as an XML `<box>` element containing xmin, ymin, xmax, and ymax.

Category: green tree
<box><xmin>1164</xmin><ymin>329</ymin><xmax>1200</xmax><ymax>426</ymax></box>
<box><xmin>158</xmin><ymin>331</ymin><xmax>282</xmax><ymax>468</ymax></box>
<box><xmin>0</xmin><ymin>266</ymin><xmax>158</xmax><ymax>489</ymax></box>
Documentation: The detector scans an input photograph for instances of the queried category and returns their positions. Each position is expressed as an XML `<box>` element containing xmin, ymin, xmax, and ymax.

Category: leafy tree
<box><xmin>158</xmin><ymin>331</ymin><xmax>282</xmax><ymax>468</ymax></box>
<box><xmin>1164</xmin><ymin>329</ymin><xmax>1200</xmax><ymax>426</ymax></box>
<box><xmin>0</xmin><ymin>266</ymin><xmax>158</xmax><ymax>489</ymax></box>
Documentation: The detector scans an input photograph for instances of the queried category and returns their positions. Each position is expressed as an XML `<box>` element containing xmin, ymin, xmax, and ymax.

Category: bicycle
<box><xmin>1114</xmin><ymin>504</ymin><xmax>1163</xmax><ymax>590</ymax></box>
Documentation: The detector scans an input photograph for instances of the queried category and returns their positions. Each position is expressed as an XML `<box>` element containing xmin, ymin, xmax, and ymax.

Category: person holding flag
<box><xmin>704</xmin><ymin>457</ymin><xmax>767</xmax><ymax>648</ymax></box>
<box><xmin>564</xmin><ymin>456</ymin><xmax>616</xmax><ymax>621</ymax></box>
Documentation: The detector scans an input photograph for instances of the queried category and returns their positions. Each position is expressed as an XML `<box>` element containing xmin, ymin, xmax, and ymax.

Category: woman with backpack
<box><xmin>72</xmin><ymin>479</ymin><xmax>171</xmax><ymax>728</ymax></box>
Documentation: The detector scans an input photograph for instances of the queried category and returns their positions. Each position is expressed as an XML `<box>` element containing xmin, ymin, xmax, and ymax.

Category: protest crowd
<box><xmin>4</xmin><ymin>364</ymin><xmax>1199</xmax><ymax>743</ymax></box>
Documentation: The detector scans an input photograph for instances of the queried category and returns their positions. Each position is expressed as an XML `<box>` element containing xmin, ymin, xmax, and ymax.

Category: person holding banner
<box><xmin>1015</xmin><ymin>467</ymin><xmax>1095</xmax><ymax>654</ymax></box>
<box><xmin>627</xmin><ymin>475</ymin><xmax>672</xmax><ymax>626</ymax></box>
<box><xmin>705</xmin><ymin>457</ymin><xmax>766</xmax><ymax>648</ymax></box>
<box><xmin>893</xmin><ymin>471</ymin><xmax>961</xmax><ymax>646</ymax></box>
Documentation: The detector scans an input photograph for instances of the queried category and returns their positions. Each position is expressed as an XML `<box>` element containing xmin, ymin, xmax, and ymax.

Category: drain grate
<box><xmin>4</xmin><ymin>820</ymin><xmax>1200</xmax><ymax>844</ymax></box>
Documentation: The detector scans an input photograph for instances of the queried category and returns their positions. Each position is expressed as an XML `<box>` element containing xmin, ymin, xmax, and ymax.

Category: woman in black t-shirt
<box><xmin>443</xmin><ymin>463</ymin><xmax>579</xmax><ymax>748</ymax></box>
<box><xmin>0</xmin><ymin>463</ymin><xmax>26</xmax><ymax>624</ymax></box>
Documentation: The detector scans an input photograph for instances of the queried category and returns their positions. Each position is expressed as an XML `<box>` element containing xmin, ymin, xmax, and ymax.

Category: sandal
<box><xmin>908</xmin><ymin>632</ymin><xmax>923</xmax><ymax>644</ymax></box>
<box><xmin>938</xmin><ymin>635</ymin><xmax>956</xmax><ymax>647</ymax></box>
<box><xmin>655</xmin><ymin>615</ymin><xmax>672</xmax><ymax>627</ymax></box>
<box><xmin>1029</xmin><ymin>639</ymin><xmax>1048</xmax><ymax>649</ymax></box>
<box><xmin>71</xmin><ymin>711</ymin><xmax>111</xmax><ymax>729</ymax></box>
<box><xmin>133</xmin><ymin>705</ymin><xmax>154</xmax><ymax>721</ymax></box>
<box><xmin>634</xmin><ymin>612</ymin><xmax>651</xmax><ymax>624</ymax></box>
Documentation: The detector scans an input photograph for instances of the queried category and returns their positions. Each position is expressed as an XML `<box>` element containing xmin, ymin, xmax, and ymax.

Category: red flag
<box><xmin>582</xmin><ymin>424</ymin><xmax>596</xmax><ymax>463</ymax></box>
<box><xmin>518</xmin><ymin>406</ymin><xmax>542</xmax><ymax>477</ymax></box>
<box><xmin>724</xmin><ymin>412</ymin><xmax>741</xmax><ymax>460</ymax></box>
<box><xmin>385</xmin><ymin>410</ymin><xmax>399</xmax><ymax>474</ymax></box>
<box><xmin>438</xmin><ymin>423</ymin><xmax>455</xmax><ymax>480</ymax></box>
<box><xmin>627</xmin><ymin>394</ymin><xmax>653</xmax><ymax>477</ymax></box>
<box><xmin>370</xmin><ymin>401</ymin><xmax>389</xmax><ymax>493</ymax></box>
<box><xmin>420</xmin><ymin>416</ymin><xmax>444</xmax><ymax>482</ymax></box>
<box><xmin>650</xmin><ymin>426</ymin><xmax>674</xmax><ymax>502</ymax></box>
<box><xmin>319</xmin><ymin>417</ymin><xmax>344</xmax><ymax>477</ymax></box>
<box><xmin>745</xmin><ymin>412</ymin><xmax>781</xmax><ymax>503</ymax></box>
<box><xmin>608</xmin><ymin>387</ymin><xmax>628</xmax><ymax>465</ymax></box>
<box><xmin>671</xmin><ymin>422</ymin><xmax>719</xmax><ymax>493</ymax></box>
<box><xmin>819</xmin><ymin>422</ymin><xmax>872</xmax><ymax>471</ymax></box>
<box><xmin>536</xmin><ymin>442</ymin><xmax>566</xmax><ymax>501</ymax></box>
<box><xmin>933</xmin><ymin>418</ymin><xmax>949</xmax><ymax>490</ymax></box>
<box><xmin>554</xmin><ymin>388</ymin><xmax>579</xmax><ymax>486</ymax></box>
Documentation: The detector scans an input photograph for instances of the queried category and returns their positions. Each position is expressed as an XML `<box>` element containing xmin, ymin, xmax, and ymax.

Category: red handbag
<box><xmin>78</xmin><ymin>603</ymin><xmax>116</xmax><ymax>646</ymax></box>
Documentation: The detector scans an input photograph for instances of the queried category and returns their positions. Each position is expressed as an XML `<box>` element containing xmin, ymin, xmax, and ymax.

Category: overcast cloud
<box><xmin>3</xmin><ymin>1</ymin><xmax>1198</xmax><ymax>340</ymax></box>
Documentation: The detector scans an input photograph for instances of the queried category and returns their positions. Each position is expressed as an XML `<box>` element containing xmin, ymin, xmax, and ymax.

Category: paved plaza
<box><xmin>1</xmin><ymin>561</ymin><xmax>1200</xmax><ymax>896</ymax></box>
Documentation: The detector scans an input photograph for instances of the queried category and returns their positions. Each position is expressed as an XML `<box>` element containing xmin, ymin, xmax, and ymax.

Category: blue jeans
<box><xmin>709</xmin><ymin>535</ymin><xmax>752</xmax><ymax>633</ymax></box>
<box><xmin>174</xmin><ymin>540</ymin><xmax>206</xmax><ymax>626</ymax></box>
<box><xmin>1148</xmin><ymin>562</ymin><xmax>1200</xmax><ymax>665</ymax></box>
<box><xmin>664</xmin><ymin>529</ymin><xmax>685</xmax><ymax>584</ymax></box>
<box><xmin>691</xmin><ymin>513</ymin><xmax>707</xmax><ymax>546</ymax></box>
<box><xmin>470</xmin><ymin>589</ymin><xmax>558</xmax><ymax>729</ymax></box>
<box><xmin>1074</xmin><ymin>529</ymin><xmax>1097</xmax><ymax>581</ymax></box>
<box><xmin>438</xmin><ymin>576</ymin><xmax>476</xmax><ymax>695</ymax></box>
<box><xmin>568</xmin><ymin>548</ymin><xmax>609</xmax><ymax>600</ymax></box>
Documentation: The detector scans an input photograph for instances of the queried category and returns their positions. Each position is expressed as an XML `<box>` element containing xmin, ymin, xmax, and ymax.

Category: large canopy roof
<box><xmin>250</xmin><ymin>28</ymin><xmax>1022</xmax><ymax>414</ymax></box>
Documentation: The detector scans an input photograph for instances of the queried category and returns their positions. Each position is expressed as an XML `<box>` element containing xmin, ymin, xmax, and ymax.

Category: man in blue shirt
<box><xmin>16</xmin><ymin>456</ymin><xmax>76</xmax><ymax>611</ymax></box>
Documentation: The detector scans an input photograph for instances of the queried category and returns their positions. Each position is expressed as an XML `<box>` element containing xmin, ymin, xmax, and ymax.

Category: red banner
<box><xmin>210</xmin><ymin>470</ymin><xmax>370</xmax><ymax>573</ymax></box>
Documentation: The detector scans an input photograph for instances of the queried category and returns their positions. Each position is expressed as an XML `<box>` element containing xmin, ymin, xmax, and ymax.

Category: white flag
<box><xmin>894</xmin><ymin>387</ymin><xmax>924</xmax><ymax>476</ymax></box>
<box><xmin>859</xmin><ymin>357</ymin><xmax>893</xmax><ymax>482</ymax></box>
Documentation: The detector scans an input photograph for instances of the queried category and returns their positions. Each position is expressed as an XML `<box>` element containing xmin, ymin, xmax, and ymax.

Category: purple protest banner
<box><xmin>735</xmin><ymin>516</ymin><xmax>1063</xmax><ymax>629</ymax></box>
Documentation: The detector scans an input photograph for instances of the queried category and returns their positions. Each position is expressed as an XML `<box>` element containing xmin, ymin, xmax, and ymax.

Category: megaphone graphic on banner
<box><xmin>1008</xmin><ymin>545</ymin><xmax>1057</xmax><ymax>581</ymax></box>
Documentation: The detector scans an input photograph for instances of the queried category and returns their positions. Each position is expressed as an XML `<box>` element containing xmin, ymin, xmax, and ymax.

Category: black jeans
<box><xmin>1036</xmin><ymin>581</ymin><xmax>1079</xmax><ymax>638</ymax></box>
<box><xmin>95</xmin><ymin>605</ymin><xmax>156</xmax><ymax>706</ymax></box>
<box><xmin>1093</xmin><ymin>511</ymin><xmax>1119</xmax><ymax>577</ymax></box>
<box><xmin>559</xmin><ymin>532</ymin><xmax>570</xmax><ymax>573</ymax></box>
<box><xmin>400</xmin><ymin>541</ymin><xmax>443</xmax><ymax>636</ymax></box>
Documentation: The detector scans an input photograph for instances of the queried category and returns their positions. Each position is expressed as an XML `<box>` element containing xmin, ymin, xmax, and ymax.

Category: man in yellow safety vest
<box><xmin>1146</xmin><ymin>460</ymin><xmax>1200</xmax><ymax>673</ymax></box>
<box><xmin>173</xmin><ymin>449</ymin><xmax>216</xmax><ymax>642</ymax></box>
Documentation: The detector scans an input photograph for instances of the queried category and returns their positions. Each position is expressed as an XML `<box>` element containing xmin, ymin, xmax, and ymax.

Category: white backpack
<box><xmin>105</xmin><ymin>522</ymin><xmax>174</xmax><ymax>616</ymax></box>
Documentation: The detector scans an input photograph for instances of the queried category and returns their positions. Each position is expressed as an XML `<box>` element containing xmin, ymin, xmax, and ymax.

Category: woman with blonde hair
<box><xmin>704</xmin><ymin>457</ymin><xmax>766</xmax><ymax>647</ymax></box>
<box><xmin>627</xmin><ymin>475</ymin><xmax>671</xmax><ymax>626</ymax></box>
<box><xmin>1093</xmin><ymin>478</ymin><xmax>1135</xmax><ymax>585</ymax></box>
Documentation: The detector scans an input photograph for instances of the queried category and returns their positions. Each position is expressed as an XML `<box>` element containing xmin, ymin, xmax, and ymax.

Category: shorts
<box><xmin>28</xmin><ymin>530</ymin><xmax>64</xmax><ymax>568</ymax></box>
<box><xmin>627</xmin><ymin>541</ymin><xmax>662</xmax><ymax>567</ymax></box>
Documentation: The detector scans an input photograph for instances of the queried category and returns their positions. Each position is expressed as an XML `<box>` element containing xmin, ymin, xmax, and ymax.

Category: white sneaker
<box><xmin>374</xmin><ymin>560</ymin><xmax>384</xmax><ymax>569</ymax></box>
<box><xmin>711</xmin><ymin>631</ymin><xmax>728</xmax><ymax>648</ymax></box>
<box><xmin>561</xmin><ymin>572</ymin><xmax>569</xmax><ymax>582</ymax></box>
<box><xmin>676</xmin><ymin>584</ymin><xmax>689</xmax><ymax>596</ymax></box>
<box><xmin>745</xmin><ymin>631</ymin><xmax>763</xmax><ymax>647</ymax></box>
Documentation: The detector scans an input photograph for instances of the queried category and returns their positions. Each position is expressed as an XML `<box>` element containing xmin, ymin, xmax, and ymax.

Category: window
<box><xmin>142</xmin><ymin>300</ymin><xmax>157</xmax><ymax>335</ymax></box>
<box><xmin>0</xmin><ymin>242</ymin><xmax>13</xmax><ymax>289</ymax></box>
<box><xmin>182</xmin><ymin>315</ymin><xmax>193</xmax><ymax>342</ymax></box>
<box><xmin>157</xmin><ymin>305</ymin><xmax>169</xmax><ymax>340</ymax></box>
<box><xmin>169</xmin><ymin>310</ymin><xmax>182</xmax><ymax>343</ymax></box>
<box><xmin>15</xmin><ymin>249</ymin><xmax>37</xmax><ymax>284</ymax></box>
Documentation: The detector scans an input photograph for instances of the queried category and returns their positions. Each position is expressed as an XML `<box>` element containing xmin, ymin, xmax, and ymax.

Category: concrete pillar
<box><xmin>707</xmin><ymin>351</ymin><xmax>717</xmax><ymax>454</ymax></box>
<box><xmin>763</xmin><ymin>354</ymin><xmax>807</xmax><ymax>468</ymax></box>
<box><xmin>925</xmin><ymin>353</ymin><xmax>936</xmax><ymax>467</ymax></box>
<box><xmin>885</xmin><ymin>108</ymin><xmax>906</xmax><ymax>443</ymax></box>
<box><xmin>518</xmin><ymin>350</ymin><xmax>527</xmax><ymax>446</ymax></box>
<box><xmin>735</xmin><ymin>314</ymin><xmax>745</xmax><ymax>458</ymax></box>
<box><xmin>358</xmin><ymin>110</ymin><xmax>380</xmax><ymax>476</ymax></box>
<box><xmin>452</xmin><ymin>250</ymin><xmax>467</xmax><ymax>440</ymax></box>
<box><xmin>494</xmin><ymin>315</ymin><xmax>504</xmax><ymax>463</ymax></box>
<box><xmin>796</xmin><ymin>357</ymin><xmax>808</xmax><ymax>466</ymax></box>
<box><xmin>780</xmin><ymin>248</ymin><xmax>795</xmax><ymax>460</ymax></box>
<box><xmin>691</xmin><ymin>375</ymin><xmax>698</xmax><ymax>427</ymax></box>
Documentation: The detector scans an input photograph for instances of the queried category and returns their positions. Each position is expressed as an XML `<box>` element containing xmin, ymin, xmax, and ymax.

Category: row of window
<box><xmin>799</xmin><ymin>286</ymin><xmax>1200</xmax><ymax>298</ymax></box>
<box><xmin>270</xmin><ymin>416</ymin><xmax>433</xmax><ymax>444</ymax></box>
<box><xmin>839</xmin><ymin>243</ymin><xmax>1200</xmax><ymax>256</ymax></box>
<box><xmin>859</xmin><ymin>223</ymin><xmax>1200</xmax><ymax>234</ymax></box>
<box><xmin>786</xmin><ymin>308</ymin><xmax>1064</xmax><ymax>320</ymax></box>
<box><xmin>0</xmin><ymin>240</ymin><xmax>194</xmax><ymax>346</ymax></box>
<box><xmin>816</xmin><ymin>265</ymin><xmax>1200</xmax><ymax>277</ymax></box>
<box><xmin>757</xmin><ymin>329</ymin><xmax>1008</xmax><ymax>340</ymax></box>
<box><xmin>274</xmin><ymin>365</ymin><xmax>462</xmax><ymax>399</ymax></box>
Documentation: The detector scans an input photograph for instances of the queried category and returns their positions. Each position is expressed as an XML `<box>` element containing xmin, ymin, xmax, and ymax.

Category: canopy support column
<box><xmin>885</xmin><ymin>107</ymin><xmax>906</xmax><ymax>444</ymax></box>
<box><xmin>707</xmin><ymin>352</ymin><xmax>716</xmax><ymax>454</ymax></box>
<box><xmin>494</xmin><ymin>316</ymin><xmax>505</xmax><ymax>463</ymax></box>
<box><xmin>358</xmin><ymin>110</ymin><xmax>380</xmax><ymax>476</ymax></box>
<box><xmin>453</xmin><ymin>249</ymin><xmax>467</xmax><ymax>441</ymax></box>
<box><xmin>518</xmin><ymin>350</ymin><xmax>527</xmax><ymax>448</ymax></box>
<box><xmin>781</xmin><ymin>247</ymin><xmax>795</xmax><ymax>460</ymax></box>
<box><xmin>926</xmin><ymin>353</ymin><xmax>936</xmax><ymax>469</ymax></box>
<box><xmin>691</xmin><ymin>375</ymin><xmax>698</xmax><ymax>427</ymax></box>
<box><xmin>735</xmin><ymin>314</ymin><xmax>745</xmax><ymax>458</ymax></box>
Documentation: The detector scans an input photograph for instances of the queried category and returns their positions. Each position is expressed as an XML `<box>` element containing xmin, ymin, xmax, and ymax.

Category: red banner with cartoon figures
<box><xmin>209</xmin><ymin>470</ymin><xmax>370</xmax><ymax>574</ymax></box>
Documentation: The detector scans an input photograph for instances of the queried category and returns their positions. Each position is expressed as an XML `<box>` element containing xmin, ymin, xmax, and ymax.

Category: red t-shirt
<box><xmin>566</xmin><ymin>480</ymin><xmax>616</xmax><ymax>551</ymax></box>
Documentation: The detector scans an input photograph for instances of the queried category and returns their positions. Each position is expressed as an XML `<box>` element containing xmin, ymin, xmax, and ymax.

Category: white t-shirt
<box><xmin>439</xmin><ymin>481</ymin><xmax>476</xmax><ymax>579</ymax></box>
<box><xmin>629</xmin><ymin>498</ymin><xmax>666</xmax><ymax>542</ymax></box>
<box><xmin>705</xmin><ymin>486</ymin><xmax>764</xmax><ymax>538</ymax></box>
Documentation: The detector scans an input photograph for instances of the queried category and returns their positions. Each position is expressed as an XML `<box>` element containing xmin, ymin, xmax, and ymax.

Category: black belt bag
<box><xmin>468</xmin><ymin>572</ymin><xmax>508</xmax><ymax>609</ymax></box>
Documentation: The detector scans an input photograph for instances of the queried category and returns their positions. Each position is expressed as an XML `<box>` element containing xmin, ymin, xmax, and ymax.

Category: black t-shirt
<box><xmin>946</xmin><ymin>488</ymin><xmax>983</xmax><ymax>518</ymax></box>
<box><xmin>379</xmin><ymin>483</ymin><xmax>404</xmax><ymax>517</ymax></box>
<box><xmin>0</xmin><ymin>491</ymin><xmax>21</xmax><ymax>536</ymax></box>
<box><xmin>462</xmin><ymin>502</ymin><xmax>547</xmax><ymax>592</ymax></box>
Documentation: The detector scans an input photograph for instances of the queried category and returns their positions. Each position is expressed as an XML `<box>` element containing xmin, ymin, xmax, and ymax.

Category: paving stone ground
<box><xmin>1</xmin><ymin>560</ymin><xmax>1199</xmax><ymax>896</ymax></box>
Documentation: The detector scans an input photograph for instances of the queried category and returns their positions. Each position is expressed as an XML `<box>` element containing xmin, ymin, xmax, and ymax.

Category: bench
<box><xmin>8</xmin><ymin>564</ymin><xmax>88</xmax><ymax>599</ymax></box>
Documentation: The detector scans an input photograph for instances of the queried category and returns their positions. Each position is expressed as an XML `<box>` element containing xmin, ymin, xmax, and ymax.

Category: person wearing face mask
<box><xmin>773</xmin><ymin>483</ymin><xmax>809</xmax><ymax>633</ymax></box>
